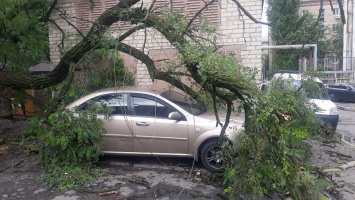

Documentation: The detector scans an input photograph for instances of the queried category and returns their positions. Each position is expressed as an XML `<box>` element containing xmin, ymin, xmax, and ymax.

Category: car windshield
<box><xmin>290</xmin><ymin>80</ymin><xmax>329</xmax><ymax>100</ymax></box>
<box><xmin>160</xmin><ymin>90</ymin><xmax>207</xmax><ymax>115</ymax></box>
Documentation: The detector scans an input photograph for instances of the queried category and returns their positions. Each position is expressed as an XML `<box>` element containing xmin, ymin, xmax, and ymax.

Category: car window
<box><xmin>160</xmin><ymin>90</ymin><xmax>207</xmax><ymax>115</ymax></box>
<box><xmin>282</xmin><ymin>80</ymin><xmax>329</xmax><ymax>100</ymax></box>
<box><xmin>132</xmin><ymin>96</ymin><xmax>175</xmax><ymax>118</ymax></box>
<box><xmin>348</xmin><ymin>84</ymin><xmax>355</xmax><ymax>90</ymax></box>
<box><xmin>81</xmin><ymin>93</ymin><xmax>128</xmax><ymax>115</ymax></box>
<box><xmin>328</xmin><ymin>85</ymin><xmax>338</xmax><ymax>89</ymax></box>
<box><xmin>329</xmin><ymin>84</ymin><xmax>347</xmax><ymax>89</ymax></box>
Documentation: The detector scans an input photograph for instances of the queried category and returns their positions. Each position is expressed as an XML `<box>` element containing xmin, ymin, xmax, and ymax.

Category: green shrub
<box><xmin>29</xmin><ymin>108</ymin><xmax>105</xmax><ymax>189</ymax></box>
<box><xmin>222</xmin><ymin>76</ymin><xmax>333</xmax><ymax>199</ymax></box>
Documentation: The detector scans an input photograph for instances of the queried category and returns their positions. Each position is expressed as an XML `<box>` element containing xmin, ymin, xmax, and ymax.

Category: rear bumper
<box><xmin>316</xmin><ymin>114</ymin><xmax>339</xmax><ymax>130</ymax></box>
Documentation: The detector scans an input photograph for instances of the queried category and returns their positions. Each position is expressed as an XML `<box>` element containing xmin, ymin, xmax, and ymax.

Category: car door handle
<box><xmin>136</xmin><ymin>122</ymin><xmax>150</xmax><ymax>126</ymax></box>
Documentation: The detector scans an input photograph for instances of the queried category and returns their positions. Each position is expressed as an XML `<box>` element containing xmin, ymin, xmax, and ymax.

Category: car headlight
<box><xmin>330</xmin><ymin>107</ymin><xmax>338</xmax><ymax>115</ymax></box>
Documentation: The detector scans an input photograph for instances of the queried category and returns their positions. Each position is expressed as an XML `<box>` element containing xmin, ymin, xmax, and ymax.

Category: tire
<box><xmin>200</xmin><ymin>140</ymin><xmax>224</xmax><ymax>172</ymax></box>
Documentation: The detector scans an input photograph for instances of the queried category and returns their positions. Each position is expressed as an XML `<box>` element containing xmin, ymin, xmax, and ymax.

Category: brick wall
<box><xmin>49</xmin><ymin>1</ymin><xmax>80</xmax><ymax>66</ymax></box>
<box><xmin>50</xmin><ymin>0</ymin><xmax>262</xmax><ymax>86</ymax></box>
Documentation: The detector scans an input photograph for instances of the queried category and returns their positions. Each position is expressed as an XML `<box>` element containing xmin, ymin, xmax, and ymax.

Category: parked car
<box><xmin>65</xmin><ymin>87</ymin><xmax>242</xmax><ymax>172</ymax></box>
<box><xmin>270</xmin><ymin>71</ymin><xmax>339</xmax><ymax>130</ymax></box>
<box><xmin>326</xmin><ymin>83</ymin><xmax>355</xmax><ymax>103</ymax></box>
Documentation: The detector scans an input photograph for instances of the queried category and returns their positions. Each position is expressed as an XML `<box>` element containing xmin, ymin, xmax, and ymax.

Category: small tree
<box><xmin>267</xmin><ymin>0</ymin><xmax>324</xmax><ymax>71</ymax></box>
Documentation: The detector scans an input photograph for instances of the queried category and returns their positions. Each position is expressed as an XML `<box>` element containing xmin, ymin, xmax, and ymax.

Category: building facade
<box><xmin>299</xmin><ymin>0</ymin><xmax>343</xmax><ymax>71</ymax></box>
<box><xmin>49</xmin><ymin>0</ymin><xmax>263</xmax><ymax>87</ymax></box>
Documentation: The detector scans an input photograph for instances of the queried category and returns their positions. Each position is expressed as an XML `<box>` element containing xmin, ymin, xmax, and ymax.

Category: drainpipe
<box><xmin>343</xmin><ymin>0</ymin><xmax>348</xmax><ymax>71</ymax></box>
<box><xmin>313</xmin><ymin>45</ymin><xmax>317</xmax><ymax>70</ymax></box>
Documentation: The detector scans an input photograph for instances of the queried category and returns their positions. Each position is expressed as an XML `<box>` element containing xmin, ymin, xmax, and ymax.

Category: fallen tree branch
<box><xmin>126</xmin><ymin>175</ymin><xmax>150</xmax><ymax>188</ymax></box>
<box><xmin>325</xmin><ymin>149</ymin><xmax>352</xmax><ymax>159</ymax></box>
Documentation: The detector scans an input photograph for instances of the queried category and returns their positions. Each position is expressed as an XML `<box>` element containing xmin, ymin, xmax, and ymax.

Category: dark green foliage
<box><xmin>39</xmin><ymin>166</ymin><xmax>104</xmax><ymax>190</ymax></box>
<box><xmin>330</xmin><ymin>23</ymin><xmax>344</xmax><ymax>60</ymax></box>
<box><xmin>0</xmin><ymin>0</ymin><xmax>50</xmax><ymax>71</ymax></box>
<box><xmin>29</xmin><ymin>108</ymin><xmax>105</xmax><ymax>190</ymax></box>
<box><xmin>222</xmin><ymin>76</ymin><xmax>332</xmax><ymax>199</ymax></box>
<box><xmin>29</xmin><ymin>50</ymin><xmax>132</xmax><ymax>189</ymax></box>
<box><xmin>267</xmin><ymin>0</ymin><xmax>325</xmax><ymax>71</ymax></box>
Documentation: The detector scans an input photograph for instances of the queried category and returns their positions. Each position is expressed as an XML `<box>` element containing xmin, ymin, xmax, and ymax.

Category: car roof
<box><xmin>94</xmin><ymin>86</ymin><xmax>165</xmax><ymax>94</ymax></box>
<box><xmin>328</xmin><ymin>82</ymin><xmax>355</xmax><ymax>88</ymax></box>
<box><xmin>328</xmin><ymin>82</ymin><xmax>351</xmax><ymax>86</ymax></box>
<box><xmin>272</xmin><ymin>72</ymin><xmax>322</xmax><ymax>83</ymax></box>
<box><xmin>84</xmin><ymin>86</ymin><xmax>196</xmax><ymax>104</ymax></box>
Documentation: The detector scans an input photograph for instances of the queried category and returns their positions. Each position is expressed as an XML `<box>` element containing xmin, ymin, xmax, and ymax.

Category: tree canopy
<box><xmin>267</xmin><ymin>0</ymin><xmax>344</xmax><ymax>72</ymax></box>
<box><xmin>0</xmin><ymin>0</ymin><xmax>51</xmax><ymax>72</ymax></box>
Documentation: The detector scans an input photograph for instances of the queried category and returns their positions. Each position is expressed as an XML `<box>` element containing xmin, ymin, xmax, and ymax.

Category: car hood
<box><xmin>310</xmin><ymin>99</ymin><xmax>338</xmax><ymax>115</ymax></box>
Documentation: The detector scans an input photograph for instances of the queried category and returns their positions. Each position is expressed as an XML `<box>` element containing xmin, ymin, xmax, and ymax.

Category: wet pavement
<box><xmin>1</xmin><ymin>103</ymin><xmax>355</xmax><ymax>199</ymax></box>
<box><xmin>322</xmin><ymin>102</ymin><xmax>355</xmax><ymax>199</ymax></box>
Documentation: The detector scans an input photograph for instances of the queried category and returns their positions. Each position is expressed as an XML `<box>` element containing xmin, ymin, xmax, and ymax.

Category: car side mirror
<box><xmin>168</xmin><ymin>111</ymin><xmax>181</xmax><ymax>120</ymax></box>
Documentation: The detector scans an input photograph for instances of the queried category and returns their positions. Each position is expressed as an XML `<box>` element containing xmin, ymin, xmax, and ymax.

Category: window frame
<box><xmin>80</xmin><ymin>93</ymin><xmax>131</xmax><ymax>116</ymax></box>
<box><xmin>130</xmin><ymin>93</ymin><xmax>187</xmax><ymax>121</ymax></box>
<box><xmin>319</xmin><ymin>9</ymin><xmax>325</xmax><ymax>21</ymax></box>
<box><xmin>333</xmin><ymin>8</ymin><xmax>339</xmax><ymax>18</ymax></box>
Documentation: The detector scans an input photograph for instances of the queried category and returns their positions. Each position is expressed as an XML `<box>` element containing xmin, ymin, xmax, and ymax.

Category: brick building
<box><xmin>49</xmin><ymin>0</ymin><xmax>263</xmax><ymax>87</ymax></box>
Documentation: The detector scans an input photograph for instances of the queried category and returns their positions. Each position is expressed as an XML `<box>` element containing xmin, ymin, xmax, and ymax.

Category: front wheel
<box><xmin>200</xmin><ymin>141</ymin><xmax>224</xmax><ymax>172</ymax></box>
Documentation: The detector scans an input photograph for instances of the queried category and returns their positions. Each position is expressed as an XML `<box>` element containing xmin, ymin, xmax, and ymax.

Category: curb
<box><xmin>323</xmin><ymin>139</ymin><xmax>355</xmax><ymax>172</ymax></box>
<box><xmin>337</xmin><ymin>105</ymin><xmax>348</xmax><ymax>111</ymax></box>
<box><xmin>338</xmin><ymin>139</ymin><xmax>355</xmax><ymax>170</ymax></box>
<box><xmin>339</xmin><ymin>161</ymin><xmax>355</xmax><ymax>170</ymax></box>
<box><xmin>336</xmin><ymin>104</ymin><xmax>355</xmax><ymax>112</ymax></box>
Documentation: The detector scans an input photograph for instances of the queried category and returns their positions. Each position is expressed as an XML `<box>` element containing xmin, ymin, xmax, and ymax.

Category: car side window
<box><xmin>81</xmin><ymin>93</ymin><xmax>128</xmax><ymax>115</ymax></box>
<box><xmin>132</xmin><ymin>96</ymin><xmax>175</xmax><ymax>118</ymax></box>
<box><xmin>329</xmin><ymin>85</ymin><xmax>344</xmax><ymax>89</ymax></box>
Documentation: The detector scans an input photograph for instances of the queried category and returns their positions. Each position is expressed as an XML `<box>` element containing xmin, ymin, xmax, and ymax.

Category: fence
<box><xmin>319</xmin><ymin>71</ymin><xmax>355</xmax><ymax>83</ymax></box>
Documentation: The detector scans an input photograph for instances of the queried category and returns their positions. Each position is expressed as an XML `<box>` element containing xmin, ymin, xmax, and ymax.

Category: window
<box><xmin>333</xmin><ymin>24</ymin><xmax>337</xmax><ymax>32</ymax></box>
<box><xmin>75</xmin><ymin>0</ymin><xmax>132</xmax><ymax>32</ymax></box>
<box><xmin>302</xmin><ymin>10</ymin><xmax>308</xmax><ymax>16</ymax></box>
<box><xmin>82</xmin><ymin>93</ymin><xmax>128</xmax><ymax>115</ymax></box>
<box><xmin>170</xmin><ymin>0</ymin><xmax>221</xmax><ymax>25</ymax></box>
<box><xmin>319</xmin><ymin>25</ymin><xmax>325</xmax><ymax>37</ymax></box>
<box><xmin>319</xmin><ymin>9</ymin><xmax>325</xmax><ymax>21</ymax></box>
<box><xmin>132</xmin><ymin>96</ymin><xmax>175</xmax><ymax>118</ymax></box>
<box><xmin>333</xmin><ymin>8</ymin><xmax>339</xmax><ymax>18</ymax></box>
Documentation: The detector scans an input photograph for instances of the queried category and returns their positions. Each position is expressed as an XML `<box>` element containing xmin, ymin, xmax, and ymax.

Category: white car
<box><xmin>272</xmin><ymin>71</ymin><xmax>339</xmax><ymax>130</ymax></box>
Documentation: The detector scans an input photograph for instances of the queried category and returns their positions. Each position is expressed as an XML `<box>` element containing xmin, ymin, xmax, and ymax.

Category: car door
<box><xmin>343</xmin><ymin>85</ymin><xmax>354</xmax><ymax>101</ymax></box>
<box><xmin>88</xmin><ymin>93</ymin><xmax>134</xmax><ymax>153</ymax></box>
<box><xmin>338</xmin><ymin>85</ymin><xmax>350</xmax><ymax>101</ymax></box>
<box><xmin>130</xmin><ymin>93</ymin><xmax>190</xmax><ymax>155</ymax></box>
<box><xmin>328</xmin><ymin>85</ymin><xmax>345</xmax><ymax>101</ymax></box>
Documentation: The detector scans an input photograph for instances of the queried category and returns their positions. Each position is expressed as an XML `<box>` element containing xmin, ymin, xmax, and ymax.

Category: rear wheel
<box><xmin>200</xmin><ymin>140</ymin><xmax>224</xmax><ymax>172</ymax></box>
